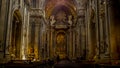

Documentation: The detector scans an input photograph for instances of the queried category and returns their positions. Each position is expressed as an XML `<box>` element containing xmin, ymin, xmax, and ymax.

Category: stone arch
<box><xmin>5</xmin><ymin>4</ymin><xmax>22</xmax><ymax>56</ymax></box>
<box><xmin>9</xmin><ymin>9</ymin><xmax>22</xmax><ymax>59</ymax></box>
<box><xmin>44</xmin><ymin>0</ymin><xmax>77</xmax><ymax>19</ymax></box>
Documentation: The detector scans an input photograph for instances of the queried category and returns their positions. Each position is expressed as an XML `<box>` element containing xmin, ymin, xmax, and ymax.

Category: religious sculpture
<box><xmin>50</xmin><ymin>15</ymin><xmax>56</xmax><ymax>25</ymax></box>
<box><xmin>68</xmin><ymin>15</ymin><xmax>72</xmax><ymax>25</ymax></box>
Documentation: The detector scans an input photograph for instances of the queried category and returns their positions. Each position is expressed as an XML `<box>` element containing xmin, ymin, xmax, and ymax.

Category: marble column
<box><xmin>73</xmin><ymin>28</ymin><xmax>76</xmax><ymax>58</ymax></box>
<box><xmin>69</xmin><ymin>27</ymin><xmax>73</xmax><ymax>59</ymax></box>
<box><xmin>98</xmin><ymin>0</ymin><xmax>110</xmax><ymax>59</ymax></box>
<box><xmin>21</xmin><ymin>7</ymin><xmax>28</xmax><ymax>60</ymax></box>
<box><xmin>5</xmin><ymin>0</ymin><xmax>12</xmax><ymax>56</ymax></box>
<box><xmin>26</xmin><ymin>12</ymin><xmax>30</xmax><ymax>60</ymax></box>
<box><xmin>85</xmin><ymin>4</ymin><xmax>91</xmax><ymax>59</ymax></box>
<box><xmin>107</xmin><ymin>0</ymin><xmax>113</xmax><ymax>59</ymax></box>
<box><xmin>78</xmin><ymin>17</ymin><xmax>86</xmax><ymax>58</ymax></box>
<box><xmin>76</xmin><ymin>26</ymin><xmax>80</xmax><ymax>57</ymax></box>
<box><xmin>34</xmin><ymin>19</ymin><xmax>39</xmax><ymax>60</ymax></box>
<box><xmin>78</xmin><ymin>18</ymin><xmax>83</xmax><ymax>57</ymax></box>
<box><xmin>50</xmin><ymin>28</ymin><xmax>54</xmax><ymax>58</ymax></box>
<box><xmin>66</xmin><ymin>30</ymin><xmax>69</xmax><ymax>57</ymax></box>
<box><xmin>98</xmin><ymin>0</ymin><xmax>105</xmax><ymax>59</ymax></box>
<box><xmin>95</xmin><ymin>0</ymin><xmax>100</xmax><ymax>59</ymax></box>
<box><xmin>39</xmin><ymin>18</ymin><xmax>44</xmax><ymax>60</ymax></box>
<box><xmin>43</xmin><ymin>30</ymin><xmax>46</xmax><ymax>59</ymax></box>
<box><xmin>47</xmin><ymin>28</ymin><xmax>50</xmax><ymax>58</ymax></box>
<box><xmin>43</xmin><ymin>29</ymin><xmax>47</xmax><ymax>59</ymax></box>
<box><xmin>28</xmin><ymin>18</ymin><xmax>32</xmax><ymax>59</ymax></box>
<box><xmin>86</xmin><ymin>0</ymin><xmax>97</xmax><ymax>60</ymax></box>
<box><xmin>103</xmin><ymin>0</ymin><xmax>110</xmax><ymax>59</ymax></box>
<box><xmin>38</xmin><ymin>19</ymin><xmax>41</xmax><ymax>60</ymax></box>
<box><xmin>53</xmin><ymin>29</ymin><xmax>56</xmax><ymax>58</ymax></box>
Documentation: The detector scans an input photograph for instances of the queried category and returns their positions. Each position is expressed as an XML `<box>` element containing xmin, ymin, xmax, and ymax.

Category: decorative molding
<box><xmin>30</xmin><ymin>8</ymin><xmax>44</xmax><ymax>17</ymax></box>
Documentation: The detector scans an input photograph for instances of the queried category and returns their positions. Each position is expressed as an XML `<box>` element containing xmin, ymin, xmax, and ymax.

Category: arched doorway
<box><xmin>55</xmin><ymin>32</ymin><xmax>67</xmax><ymax>59</ymax></box>
<box><xmin>44</xmin><ymin>0</ymin><xmax>78</xmax><ymax>59</ymax></box>
<box><xmin>10</xmin><ymin>10</ymin><xmax>22</xmax><ymax>59</ymax></box>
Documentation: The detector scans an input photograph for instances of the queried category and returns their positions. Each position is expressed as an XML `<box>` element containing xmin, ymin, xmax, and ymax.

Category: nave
<box><xmin>0</xmin><ymin>0</ymin><xmax>120</xmax><ymax>67</ymax></box>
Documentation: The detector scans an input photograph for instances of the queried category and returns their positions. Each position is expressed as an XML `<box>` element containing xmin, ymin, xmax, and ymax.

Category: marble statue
<box><xmin>68</xmin><ymin>15</ymin><xmax>73</xmax><ymax>25</ymax></box>
<box><xmin>50</xmin><ymin>15</ymin><xmax>56</xmax><ymax>25</ymax></box>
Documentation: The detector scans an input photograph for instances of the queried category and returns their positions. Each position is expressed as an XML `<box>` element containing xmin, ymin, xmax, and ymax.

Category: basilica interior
<box><xmin>0</xmin><ymin>0</ymin><xmax>120</xmax><ymax>68</ymax></box>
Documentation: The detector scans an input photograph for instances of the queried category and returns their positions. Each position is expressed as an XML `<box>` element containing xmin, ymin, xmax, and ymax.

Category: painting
<box><xmin>56</xmin><ymin>33</ymin><xmax>66</xmax><ymax>54</ymax></box>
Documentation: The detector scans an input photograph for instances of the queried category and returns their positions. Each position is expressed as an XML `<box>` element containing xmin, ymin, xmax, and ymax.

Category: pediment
<box><xmin>52</xmin><ymin>21</ymin><xmax>69</xmax><ymax>29</ymax></box>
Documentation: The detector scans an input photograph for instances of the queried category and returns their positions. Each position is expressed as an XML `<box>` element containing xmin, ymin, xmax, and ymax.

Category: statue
<box><xmin>50</xmin><ymin>16</ymin><xmax>56</xmax><ymax>25</ymax></box>
<box><xmin>68</xmin><ymin>15</ymin><xmax>72</xmax><ymax>25</ymax></box>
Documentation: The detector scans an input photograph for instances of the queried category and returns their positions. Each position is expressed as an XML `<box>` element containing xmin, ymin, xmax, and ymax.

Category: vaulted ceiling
<box><xmin>45</xmin><ymin>0</ymin><xmax>77</xmax><ymax>19</ymax></box>
<box><xmin>29</xmin><ymin>0</ymin><xmax>87</xmax><ymax>19</ymax></box>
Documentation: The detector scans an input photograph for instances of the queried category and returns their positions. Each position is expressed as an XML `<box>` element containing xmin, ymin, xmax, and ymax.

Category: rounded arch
<box><xmin>11</xmin><ymin>5</ymin><xmax>22</xmax><ymax>22</ymax></box>
<box><xmin>44</xmin><ymin>0</ymin><xmax>77</xmax><ymax>19</ymax></box>
<box><xmin>9</xmin><ymin>9</ymin><xmax>22</xmax><ymax>59</ymax></box>
<box><xmin>51</xmin><ymin>5</ymin><xmax>71</xmax><ymax>16</ymax></box>
<box><xmin>6</xmin><ymin>5</ymin><xmax>22</xmax><ymax>56</ymax></box>
<box><xmin>13</xmin><ymin>10</ymin><xmax>22</xmax><ymax>22</ymax></box>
